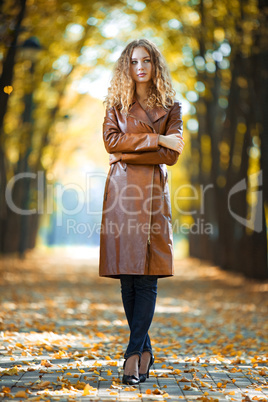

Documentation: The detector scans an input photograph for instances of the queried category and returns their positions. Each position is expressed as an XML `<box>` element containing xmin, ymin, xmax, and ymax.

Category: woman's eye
<box><xmin>144</xmin><ymin>59</ymin><xmax>151</xmax><ymax>63</ymax></box>
<box><xmin>131</xmin><ymin>61</ymin><xmax>137</xmax><ymax>64</ymax></box>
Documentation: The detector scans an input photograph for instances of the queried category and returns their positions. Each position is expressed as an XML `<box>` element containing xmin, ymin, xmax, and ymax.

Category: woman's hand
<box><xmin>158</xmin><ymin>134</ymin><xmax>185</xmax><ymax>154</ymax></box>
<box><xmin>109</xmin><ymin>152</ymin><xmax>122</xmax><ymax>165</ymax></box>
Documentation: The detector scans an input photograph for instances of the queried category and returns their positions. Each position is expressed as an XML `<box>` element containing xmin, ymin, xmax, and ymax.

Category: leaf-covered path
<box><xmin>0</xmin><ymin>248</ymin><xmax>267</xmax><ymax>401</ymax></box>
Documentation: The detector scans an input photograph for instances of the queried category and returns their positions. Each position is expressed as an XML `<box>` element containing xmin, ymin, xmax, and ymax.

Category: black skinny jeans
<box><xmin>120</xmin><ymin>275</ymin><xmax>158</xmax><ymax>360</ymax></box>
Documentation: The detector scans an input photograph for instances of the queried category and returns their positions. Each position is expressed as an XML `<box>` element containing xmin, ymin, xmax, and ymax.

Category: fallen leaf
<box><xmin>15</xmin><ymin>390</ymin><xmax>27</xmax><ymax>398</ymax></box>
<box><xmin>178</xmin><ymin>377</ymin><xmax>191</xmax><ymax>382</ymax></box>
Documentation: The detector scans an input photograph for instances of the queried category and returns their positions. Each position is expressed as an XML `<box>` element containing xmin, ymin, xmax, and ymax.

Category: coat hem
<box><xmin>99</xmin><ymin>273</ymin><xmax>174</xmax><ymax>279</ymax></box>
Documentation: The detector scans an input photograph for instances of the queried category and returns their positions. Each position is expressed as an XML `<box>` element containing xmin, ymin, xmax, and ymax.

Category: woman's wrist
<box><xmin>158</xmin><ymin>135</ymin><xmax>168</xmax><ymax>148</ymax></box>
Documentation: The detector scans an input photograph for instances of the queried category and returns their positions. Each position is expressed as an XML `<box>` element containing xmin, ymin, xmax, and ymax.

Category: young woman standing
<box><xmin>99</xmin><ymin>39</ymin><xmax>184</xmax><ymax>385</ymax></box>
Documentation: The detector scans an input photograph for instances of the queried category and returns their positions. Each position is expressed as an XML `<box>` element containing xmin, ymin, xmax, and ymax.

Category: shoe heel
<box><xmin>139</xmin><ymin>354</ymin><xmax>154</xmax><ymax>382</ymax></box>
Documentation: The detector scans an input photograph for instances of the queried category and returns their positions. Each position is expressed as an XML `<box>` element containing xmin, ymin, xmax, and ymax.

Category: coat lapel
<box><xmin>146</xmin><ymin>105</ymin><xmax>168</xmax><ymax>123</ymax></box>
<box><xmin>128</xmin><ymin>96</ymin><xmax>168</xmax><ymax>129</ymax></box>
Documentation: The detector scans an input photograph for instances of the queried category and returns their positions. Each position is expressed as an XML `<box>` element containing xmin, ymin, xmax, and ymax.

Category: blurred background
<box><xmin>0</xmin><ymin>0</ymin><xmax>267</xmax><ymax>279</ymax></box>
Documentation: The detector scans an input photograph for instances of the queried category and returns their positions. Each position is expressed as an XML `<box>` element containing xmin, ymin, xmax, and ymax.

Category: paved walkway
<box><xmin>0</xmin><ymin>248</ymin><xmax>267</xmax><ymax>401</ymax></box>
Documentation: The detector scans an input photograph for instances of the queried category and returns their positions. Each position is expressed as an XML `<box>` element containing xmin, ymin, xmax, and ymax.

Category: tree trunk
<box><xmin>0</xmin><ymin>0</ymin><xmax>26</xmax><ymax>251</ymax></box>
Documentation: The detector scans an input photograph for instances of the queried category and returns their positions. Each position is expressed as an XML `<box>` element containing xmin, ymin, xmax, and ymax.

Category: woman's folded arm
<box><xmin>121</xmin><ymin>148</ymin><xmax>179</xmax><ymax>166</ymax></box>
<box><xmin>103</xmin><ymin>107</ymin><xmax>160</xmax><ymax>153</ymax></box>
<box><xmin>120</xmin><ymin>102</ymin><xmax>183</xmax><ymax>166</ymax></box>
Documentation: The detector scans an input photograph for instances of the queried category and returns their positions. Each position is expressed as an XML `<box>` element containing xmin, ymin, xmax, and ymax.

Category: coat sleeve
<box><xmin>103</xmin><ymin>106</ymin><xmax>160</xmax><ymax>153</ymax></box>
<box><xmin>121</xmin><ymin>102</ymin><xmax>183</xmax><ymax>166</ymax></box>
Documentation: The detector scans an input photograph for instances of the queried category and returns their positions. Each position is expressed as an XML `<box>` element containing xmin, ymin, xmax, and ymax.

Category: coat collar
<box><xmin>128</xmin><ymin>95</ymin><xmax>168</xmax><ymax>127</ymax></box>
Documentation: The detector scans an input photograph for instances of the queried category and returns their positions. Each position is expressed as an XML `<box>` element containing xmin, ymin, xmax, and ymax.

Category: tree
<box><xmin>188</xmin><ymin>0</ymin><xmax>268</xmax><ymax>278</ymax></box>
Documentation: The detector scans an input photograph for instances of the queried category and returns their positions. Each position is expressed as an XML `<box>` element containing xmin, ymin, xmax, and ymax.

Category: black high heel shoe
<box><xmin>122</xmin><ymin>359</ymin><xmax>140</xmax><ymax>385</ymax></box>
<box><xmin>139</xmin><ymin>354</ymin><xmax>154</xmax><ymax>383</ymax></box>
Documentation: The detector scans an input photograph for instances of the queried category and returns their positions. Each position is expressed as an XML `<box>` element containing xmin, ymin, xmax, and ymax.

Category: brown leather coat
<box><xmin>99</xmin><ymin>97</ymin><xmax>183</xmax><ymax>278</ymax></box>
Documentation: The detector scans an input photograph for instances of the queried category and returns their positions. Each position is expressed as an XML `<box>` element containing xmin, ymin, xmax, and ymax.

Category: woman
<box><xmin>99</xmin><ymin>39</ymin><xmax>184</xmax><ymax>385</ymax></box>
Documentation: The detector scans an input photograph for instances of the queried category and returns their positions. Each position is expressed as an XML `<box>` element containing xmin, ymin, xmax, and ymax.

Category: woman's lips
<box><xmin>138</xmin><ymin>73</ymin><xmax>146</xmax><ymax>77</ymax></box>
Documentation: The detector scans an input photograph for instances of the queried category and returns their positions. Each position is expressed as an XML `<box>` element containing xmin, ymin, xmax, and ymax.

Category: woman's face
<box><xmin>130</xmin><ymin>47</ymin><xmax>152</xmax><ymax>84</ymax></box>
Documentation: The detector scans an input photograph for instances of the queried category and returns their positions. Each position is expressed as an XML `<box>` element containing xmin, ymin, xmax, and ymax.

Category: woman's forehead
<box><xmin>131</xmin><ymin>46</ymin><xmax>150</xmax><ymax>58</ymax></box>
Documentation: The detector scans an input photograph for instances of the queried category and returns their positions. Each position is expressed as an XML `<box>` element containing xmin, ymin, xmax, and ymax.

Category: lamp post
<box><xmin>20</xmin><ymin>37</ymin><xmax>41</xmax><ymax>137</ymax></box>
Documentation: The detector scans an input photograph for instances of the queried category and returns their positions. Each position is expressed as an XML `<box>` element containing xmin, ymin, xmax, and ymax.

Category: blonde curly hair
<box><xmin>105</xmin><ymin>39</ymin><xmax>176</xmax><ymax>113</ymax></box>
